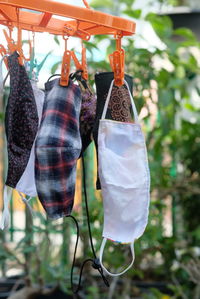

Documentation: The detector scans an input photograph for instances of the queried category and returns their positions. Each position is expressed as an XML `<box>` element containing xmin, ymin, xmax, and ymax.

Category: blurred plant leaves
<box><xmin>173</xmin><ymin>28</ymin><xmax>197</xmax><ymax>41</ymax></box>
<box><xmin>51</xmin><ymin>60</ymin><xmax>61</xmax><ymax>74</ymax></box>
<box><xmin>146</xmin><ymin>13</ymin><xmax>173</xmax><ymax>39</ymax></box>
<box><xmin>54</xmin><ymin>35</ymin><xmax>60</xmax><ymax>45</ymax></box>
<box><xmin>123</xmin><ymin>9</ymin><xmax>142</xmax><ymax>19</ymax></box>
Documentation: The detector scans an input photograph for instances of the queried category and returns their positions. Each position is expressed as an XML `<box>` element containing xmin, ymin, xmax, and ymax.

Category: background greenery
<box><xmin>0</xmin><ymin>0</ymin><xmax>200</xmax><ymax>298</ymax></box>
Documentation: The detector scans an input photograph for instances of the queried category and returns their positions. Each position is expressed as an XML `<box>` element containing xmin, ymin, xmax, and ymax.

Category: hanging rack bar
<box><xmin>0</xmin><ymin>4</ymin><xmax>16</xmax><ymax>21</ymax></box>
<box><xmin>0</xmin><ymin>0</ymin><xmax>136</xmax><ymax>36</ymax></box>
<box><xmin>39</xmin><ymin>12</ymin><xmax>52</xmax><ymax>27</ymax></box>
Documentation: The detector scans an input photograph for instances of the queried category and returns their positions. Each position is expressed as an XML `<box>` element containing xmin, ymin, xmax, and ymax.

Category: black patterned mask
<box><xmin>5</xmin><ymin>51</ymin><xmax>39</xmax><ymax>188</ymax></box>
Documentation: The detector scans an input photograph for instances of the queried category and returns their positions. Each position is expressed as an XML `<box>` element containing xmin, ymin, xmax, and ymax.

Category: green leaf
<box><xmin>54</xmin><ymin>35</ymin><xmax>60</xmax><ymax>45</ymax></box>
<box><xmin>184</xmin><ymin>103</ymin><xmax>197</xmax><ymax>112</ymax></box>
<box><xmin>90</xmin><ymin>0</ymin><xmax>113</xmax><ymax>9</ymax></box>
<box><xmin>159</xmin><ymin>89</ymin><xmax>173</xmax><ymax>107</ymax></box>
<box><xmin>173</xmin><ymin>28</ymin><xmax>196</xmax><ymax>41</ymax></box>
<box><xmin>37</xmin><ymin>50</ymin><xmax>52</xmax><ymax>73</ymax></box>
<box><xmin>51</xmin><ymin>61</ymin><xmax>61</xmax><ymax>74</ymax></box>
<box><xmin>145</xmin><ymin>13</ymin><xmax>173</xmax><ymax>39</ymax></box>
<box><xmin>175</xmin><ymin>65</ymin><xmax>185</xmax><ymax>79</ymax></box>
<box><xmin>22</xmin><ymin>39</ymin><xmax>30</xmax><ymax>44</ymax></box>
<box><xmin>123</xmin><ymin>9</ymin><xmax>142</xmax><ymax>19</ymax></box>
<box><xmin>196</xmin><ymin>87</ymin><xmax>200</xmax><ymax>96</ymax></box>
<box><xmin>122</xmin><ymin>0</ymin><xmax>136</xmax><ymax>5</ymax></box>
<box><xmin>22</xmin><ymin>246</ymin><xmax>36</xmax><ymax>254</ymax></box>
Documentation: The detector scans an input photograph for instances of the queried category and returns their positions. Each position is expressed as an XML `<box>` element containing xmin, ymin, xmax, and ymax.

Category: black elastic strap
<box><xmin>69</xmin><ymin>70</ymin><xmax>83</xmax><ymax>81</ymax></box>
<box><xmin>67</xmin><ymin>155</ymin><xmax>109</xmax><ymax>294</ymax></box>
<box><xmin>47</xmin><ymin>73</ymin><xmax>61</xmax><ymax>82</ymax></box>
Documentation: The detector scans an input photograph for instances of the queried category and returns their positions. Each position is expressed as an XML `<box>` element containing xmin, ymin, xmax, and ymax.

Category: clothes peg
<box><xmin>3</xmin><ymin>27</ymin><xmax>31</xmax><ymax>65</ymax></box>
<box><xmin>3</xmin><ymin>29</ymin><xmax>16</xmax><ymax>53</ymax></box>
<box><xmin>81</xmin><ymin>45</ymin><xmax>88</xmax><ymax>80</ymax></box>
<box><xmin>16</xmin><ymin>25</ymin><xmax>24</xmax><ymax>65</ymax></box>
<box><xmin>0</xmin><ymin>44</ymin><xmax>8</xmax><ymax>68</ymax></box>
<box><xmin>109</xmin><ymin>33</ymin><xmax>125</xmax><ymax>86</ymax></box>
<box><xmin>3</xmin><ymin>8</ymin><xmax>32</xmax><ymax>65</ymax></box>
<box><xmin>60</xmin><ymin>36</ymin><xmax>71</xmax><ymax>87</ymax></box>
<box><xmin>71</xmin><ymin>42</ymin><xmax>88</xmax><ymax>80</ymax></box>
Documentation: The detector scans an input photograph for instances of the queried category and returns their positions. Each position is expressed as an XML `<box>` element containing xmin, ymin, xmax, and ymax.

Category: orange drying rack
<box><xmin>0</xmin><ymin>0</ymin><xmax>136</xmax><ymax>86</ymax></box>
<box><xmin>0</xmin><ymin>0</ymin><xmax>136</xmax><ymax>37</ymax></box>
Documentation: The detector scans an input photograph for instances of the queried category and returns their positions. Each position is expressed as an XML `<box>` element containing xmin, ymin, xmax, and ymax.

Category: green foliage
<box><xmin>54</xmin><ymin>35</ymin><xmax>60</xmax><ymax>45</ymax></box>
<box><xmin>51</xmin><ymin>60</ymin><xmax>61</xmax><ymax>74</ymax></box>
<box><xmin>146</xmin><ymin>13</ymin><xmax>173</xmax><ymax>39</ymax></box>
<box><xmin>123</xmin><ymin>9</ymin><xmax>142</xmax><ymax>19</ymax></box>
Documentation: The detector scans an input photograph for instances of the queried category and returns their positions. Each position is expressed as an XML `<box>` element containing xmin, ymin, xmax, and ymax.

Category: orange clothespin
<box><xmin>81</xmin><ymin>45</ymin><xmax>88</xmax><ymax>80</ymax></box>
<box><xmin>3</xmin><ymin>28</ymin><xmax>23</xmax><ymax>65</ymax></box>
<box><xmin>16</xmin><ymin>25</ymin><xmax>24</xmax><ymax>65</ymax></box>
<box><xmin>71</xmin><ymin>42</ymin><xmax>88</xmax><ymax>80</ymax></box>
<box><xmin>3</xmin><ymin>28</ymin><xmax>32</xmax><ymax>65</ymax></box>
<box><xmin>60</xmin><ymin>36</ymin><xmax>71</xmax><ymax>86</ymax></box>
<box><xmin>0</xmin><ymin>44</ymin><xmax>8</xmax><ymax>68</ymax></box>
<box><xmin>3</xmin><ymin>8</ymin><xmax>32</xmax><ymax>65</ymax></box>
<box><xmin>3</xmin><ymin>29</ymin><xmax>16</xmax><ymax>53</ymax></box>
<box><xmin>109</xmin><ymin>33</ymin><xmax>125</xmax><ymax>86</ymax></box>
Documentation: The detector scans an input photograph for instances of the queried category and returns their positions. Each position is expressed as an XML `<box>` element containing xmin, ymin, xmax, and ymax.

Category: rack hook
<box><xmin>82</xmin><ymin>0</ymin><xmax>90</xmax><ymax>9</ymax></box>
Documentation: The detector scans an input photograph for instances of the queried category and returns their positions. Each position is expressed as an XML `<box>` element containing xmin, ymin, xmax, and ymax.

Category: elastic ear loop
<box><xmin>18</xmin><ymin>192</ymin><xmax>35</xmax><ymax>218</ymax></box>
<box><xmin>0</xmin><ymin>186</ymin><xmax>12</xmax><ymax>230</ymax></box>
<box><xmin>123</xmin><ymin>80</ymin><xmax>139</xmax><ymax>124</ymax></box>
<box><xmin>101</xmin><ymin>79</ymin><xmax>139</xmax><ymax>125</ymax></box>
<box><xmin>101</xmin><ymin>79</ymin><xmax>114</xmax><ymax>120</ymax></box>
<box><xmin>99</xmin><ymin>238</ymin><xmax>135</xmax><ymax>277</ymax></box>
<box><xmin>0</xmin><ymin>54</ymin><xmax>9</xmax><ymax>95</ymax></box>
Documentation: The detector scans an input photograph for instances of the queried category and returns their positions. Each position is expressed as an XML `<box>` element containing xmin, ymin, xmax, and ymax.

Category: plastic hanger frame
<box><xmin>0</xmin><ymin>0</ymin><xmax>136</xmax><ymax>36</ymax></box>
<box><xmin>71</xmin><ymin>43</ymin><xmax>88</xmax><ymax>81</ymax></box>
<box><xmin>0</xmin><ymin>0</ymin><xmax>136</xmax><ymax>86</ymax></box>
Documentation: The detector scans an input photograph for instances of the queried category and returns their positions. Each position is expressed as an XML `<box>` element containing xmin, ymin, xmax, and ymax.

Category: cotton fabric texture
<box><xmin>4</xmin><ymin>51</ymin><xmax>39</xmax><ymax>188</ymax></box>
<box><xmin>15</xmin><ymin>81</ymin><xmax>45</xmax><ymax>197</ymax></box>
<box><xmin>93</xmin><ymin>72</ymin><xmax>133</xmax><ymax>189</ymax></box>
<box><xmin>98</xmin><ymin>80</ymin><xmax>150</xmax><ymax>276</ymax></box>
<box><xmin>35</xmin><ymin>78</ymin><xmax>82</xmax><ymax>219</ymax></box>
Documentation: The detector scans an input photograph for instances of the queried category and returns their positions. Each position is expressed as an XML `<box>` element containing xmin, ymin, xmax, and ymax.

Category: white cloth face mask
<box><xmin>15</xmin><ymin>81</ymin><xmax>44</xmax><ymax>197</ymax></box>
<box><xmin>1</xmin><ymin>81</ymin><xmax>44</xmax><ymax>230</ymax></box>
<box><xmin>98</xmin><ymin>80</ymin><xmax>150</xmax><ymax>276</ymax></box>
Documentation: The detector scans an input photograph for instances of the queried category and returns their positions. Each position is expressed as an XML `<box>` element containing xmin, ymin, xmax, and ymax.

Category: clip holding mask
<box><xmin>109</xmin><ymin>33</ymin><xmax>125</xmax><ymax>87</ymax></box>
<box><xmin>60</xmin><ymin>36</ymin><xmax>71</xmax><ymax>87</ymax></box>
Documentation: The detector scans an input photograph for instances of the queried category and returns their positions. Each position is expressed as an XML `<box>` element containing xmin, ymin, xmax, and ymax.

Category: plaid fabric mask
<box><xmin>35</xmin><ymin>78</ymin><xmax>82</xmax><ymax>219</ymax></box>
<box><xmin>5</xmin><ymin>51</ymin><xmax>39</xmax><ymax>188</ymax></box>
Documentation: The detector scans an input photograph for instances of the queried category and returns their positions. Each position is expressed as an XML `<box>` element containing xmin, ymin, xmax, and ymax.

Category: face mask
<box><xmin>4</xmin><ymin>51</ymin><xmax>39</xmax><ymax>188</ymax></box>
<box><xmin>15</xmin><ymin>81</ymin><xmax>45</xmax><ymax>197</ymax></box>
<box><xmin>98</xmin><ymin>80</ymin><xmax>150</xmax><ymax>276</ymax></box>
<box><xmin>1</xmin><ymin>55</ymin><xmax>39</xmax><ymax>229</ymax></box>
<box><xmin>93</xmin><ymin>72</ymin><xmax>134</xmax><ymax>190</ymax></box>
<box><xmin>35</xmin><ymin>78</ymin><xmax>82</xmax><ymax>219</ymax></box>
